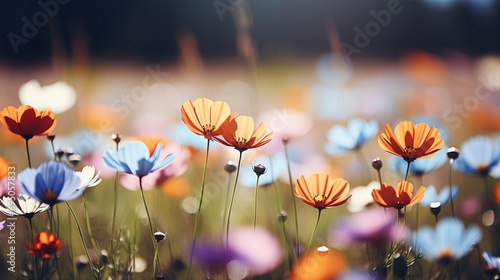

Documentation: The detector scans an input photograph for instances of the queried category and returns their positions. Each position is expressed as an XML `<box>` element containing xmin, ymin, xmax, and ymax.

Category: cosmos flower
<box><xmin>325</xmin><ymin>118</ymin><xmax>379</xmax><ymax>156</ymax></box>
<box><xmin>102</xmin><ymin>141</ymin><xmax>175</xmax><ymax>178</ymax></box>
<box><xmin>180</xmin><ymin>98</ymin><xmax>231</xmax><ymax>141</ymax></box>
<box><xmin>483</xmin><ymin>251</ymin><xmax>500</xmax><ymax>277</ymax></box>
<box><xmin>290</xmin><ymin>246</ymin><xmax>347</xmax><ymax>280</ymax></box>
<box><xmin>329</xmin><ymin>208</ymin><xmax>408</xmax><ymax>248</ymax></box>
<box><xmin>371</xmin><ymin>181</ymin><xmax>426</xmax><ymax>210</ymax></box>
<box><xmin>0</xmin><ymin>105</ymin><xmax>56</xmax><ymax>140</ymax></box>
<box><xmin>19</xmin><ymin>161</ymin><xmax>84</xmax><ymax>205</ymax></box>
<box><xmin>418</xmin><ymin>185</ymin><xmax>458</xmax><ymax>207</ymax></box>
<box><xmin>347</xmin><ymin>181</ymin><xmax>379</xmax><ymax>213</ymax></box>
<box><xmin>75</xmin><ymin>166</ymin><xmax>101</xmax><ymax>190</ymax></box>
<box><xmin>412</xmin><ymin>218</ymin><xmax>481</xmax><ymax>264</ymax></box>
<box><xmin>294</xmin><ymin>173</ymin><xmax>351</xmax><ymax>210</ymax></box>
<box><xmin>389</xmin><ymin>146</ymin><xmax>448</xmax><ymax>176</ymax></box>
<box><xmin>453</xmin><ymin>135</ymin><xmax>500</xmax><ymax>177</ymax></box>
<box><xmin>216</xmin><ymin>115</ymin><xmax>273</xmax><ymax>152</ymax></box>
<box><xmin>0</xmin><ymin>194</ymin><xmax>50</xmax><ymax>218</ymax></box>
<box><xmin>378</xmin><ymin>121</ymin><xmax>444</xmax><ymax>162</ymax></box>
<box><xmin>26</xmin><ymin>232</ymin><xmax>63</xmax><ymax>259</ymax></box>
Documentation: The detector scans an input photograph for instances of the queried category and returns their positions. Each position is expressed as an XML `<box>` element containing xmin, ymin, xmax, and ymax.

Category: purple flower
<box><xmin>193</xmin><ymin>240</ymin><xmax>240</xmax><ymax>274</ymax></box>
<box><xmin>328</xmin><ymin>208</ymin><xmax>408</xmax><ymax>248</ymax></box>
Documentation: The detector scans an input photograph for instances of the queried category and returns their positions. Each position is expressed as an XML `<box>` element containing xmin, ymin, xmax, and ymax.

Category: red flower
<box><xmin>0</xmin><ymin>105</ymin><xmax>56</xmax><ymax>140</ymax></box>
<box><xmin>26</xmin><ymin>232</ymin><xmax>62</xmax><ymax>258</ymax></box>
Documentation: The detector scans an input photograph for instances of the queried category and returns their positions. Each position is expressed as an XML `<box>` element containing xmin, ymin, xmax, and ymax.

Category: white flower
<box><xmin>0</xmin><ymin>194</ymin><xmax>50</xmax><ymax>218</ymax></box>
<box><xmin>347</xmin><ymin>181</ymin><xmax>379</xmax><ymax>213</ymax></box>
<box><xmin>19</xmin><ymin>79</ymin><xmax>77</xmax><ymax>114</ymax></box>
<box><xmin>75</xmin><ymin>166</ymin><xmax>102</xmax><ymax>190</ymax></box>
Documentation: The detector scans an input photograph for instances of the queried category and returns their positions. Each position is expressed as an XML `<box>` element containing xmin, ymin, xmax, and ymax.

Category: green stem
<box><xmin>110</xmin><ymin>171</ymin><xmax>118</xmax><ymax>277</ymax></box>
<box><xmin>138</xmin><ymin>177</ymin><xmax>158</xmax><ymax>279</ymax></box>
<box><xmin>66</xmin><ymin>201</ymin><xmax>99</xmax><ymax>279</ymax></box>
<box><xmin>222</xmin><ymin>172</ymin><xmax>233</xmax><ymax>243</ymax></box>
<box><xmin>25</xmin><ymin>139</ymin><xmax>32</xmax><ymax>168</ymax></box>
<box><xmin>404</xmin><ymin>161</ymin><xmax>411</xmax><ymax>182</ymax></box>
<box><xmin>283</xmin><ymin>140</ymin><xmax>300</xmax><ymax>257</ymax></box>
<box><xmin>307</xmin><ymin>209</ymin><xmax>322</xmax><ymax>253</ymax></box>
<box><xmin>28</xmin><ymin>218</ymin><xmax>37</xmax><ymax>279</ymax></box>
<box><xmin>253</xmin><ymin>175</ymin><xmax>261</xmax><ymax>230</ymax></box>
<box><xmin>83</xmin><ymin>193</ymin><xmax>101</xmax><ymax>268</ymax></box>
<box><xmin>226</xmin><ymin>150</ymin><xmax>243</xmax><ymax>250</ymax></box>
<box><xmin>449</xmin><ymin>159</ymin><xmax>455</xmax><ymax>218</ymax></box>
<box><xmin>66</xmin><ymin>207</ymin><xmax>77</xmax><ymax>280</ymax></box>
<box><xmin>186</xmin><ymin>139</ymin><xmax>210</xmax><ymax>279</ymax></box>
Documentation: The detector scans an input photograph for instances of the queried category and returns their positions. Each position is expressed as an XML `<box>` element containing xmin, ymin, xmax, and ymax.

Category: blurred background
<box><xmin>1</xmin><ymin>0</ymin><xmax>500</xmax><ymax>278</ymax></box>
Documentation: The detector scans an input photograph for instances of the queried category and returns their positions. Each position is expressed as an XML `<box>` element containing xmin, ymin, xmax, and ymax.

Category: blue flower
<box><xmin>412</xmin><ymin>218</ymin><xmax>481</xmax><ymax>264</ymax></box>
<box><xmin>103</xmin><ymin>141</ymin><xmax>175</xmax><ymax>178</ymax></box>
<box><xmin>389</xmin><ymin>145</ymin><xmax>448</xmax><ymax>176</ymax></box>
<box><xmin>325</xmin><ymin>119</ymin><xmax>379</xmax><ymax>156</ymax></box>
<box><xmin>453</xmin><ymin>136</ymin><xmax>500</xmax><ymax>177</ymax></box>
<box><xmin>19</xmin><ymin>161</ymin><xmax>84</xmax><ymax>205</ymax></box>
<box><xmin>418</xmin><ymin>185</ymin><xmax>458</xmax><ymax>207</ymax></box>
<box><xmin>483</xmin><ymin>251</ymin><xmax>500</xmax><ymax>275</ymax></box>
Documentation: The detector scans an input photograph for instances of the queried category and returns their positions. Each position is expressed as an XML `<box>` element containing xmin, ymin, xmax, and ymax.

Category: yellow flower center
<box><xmin>236</xmin><ymin>137</ymin><xmax>247</xmax><ymax>147</ymax></box>
<box><xmin>201</xmin><ymin>124</ymin><xmax>216</xmax><ymax>133</ymax></box>
<box><xmin>403</xmin><ymin>146</ymin><xmax>416</xmax><ymax>155</ymax></box>
<box><xmin>313</xmin><ymin>194</ymin><xmax>325</xmax><ymax>204</ymax></box>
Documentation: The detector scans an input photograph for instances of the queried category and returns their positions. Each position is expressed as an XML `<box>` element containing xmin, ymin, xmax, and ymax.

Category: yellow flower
<box><xmin>294</xmin><ymin>173</ymin><xmax>350</xmax><ymax>210</ymax></box>
<box><xmin>180</xmin><ymin>98</ymin><xmax>231</xmax><ymax>140</ymax></box>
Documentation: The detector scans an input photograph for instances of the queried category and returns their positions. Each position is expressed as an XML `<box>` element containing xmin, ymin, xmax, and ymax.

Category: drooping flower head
<box><xmin>412</xmin><ymin>218</ymin><xmax>481</xmax><ymax>264</ymax></box>
<box><xmin>0</xmin><ymin>194</ymin><xmax>50</xmax><ymax>219</ymax></box>
<box><xmin>0</xmin><ymin>105</ymin><xmax>56</xmax><ymax>140</ymax></box>
<box><xmin>325</xmin><ymin>118</ymin><xmax>379</xmax><ymax>156</ymax></box>
<box><xmin>483</xmin><ymin>251</ymin><xmax>500</xmax><ymax>277</ymax></box>
<box><xmin>378</xmin><ymin>121</ymin><xmax>444</xmax><ymax>162</ymax></box>
<box><xmin>453</xmin><ymin>135</ymin><xmax>500</xmax><ymax>177</ymax></box>
<box><xmin>181</xmin><ymin>98</ymin><xmax>231</xmax><ymax>141</ymax></box>
<box><xmin>19</xmin><ymin>161</ymin><xmax>84</xmax><ymax>205</ymax></box>
<box><xmin>295</xmin><ymin>173</ymin><xmax>351</xmax><ymax>210</ymax></box>
<box><xmin>371</xmin><ymin>181</ymin><xmax>425</xmax><ymax>210</ymax></box>
<box><xmin>216</xmin><ymin>115</ymin><xmax>273</xmax><ymax>152</ymax></box>
<box><xmin>102</xmin><ymin>141</ymin><xmax>175</xmax><ymax>178</ymax></box>
<box><xmin>26</xmin><ymin>232</ymin><xmax>63</xmax><ymax>259</ymax></box>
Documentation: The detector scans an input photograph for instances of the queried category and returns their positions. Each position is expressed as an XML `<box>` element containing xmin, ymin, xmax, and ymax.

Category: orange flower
<box><xmin>378</xmin><ymin>121</ymin><xmax>444</xmax><ymax>162</ymax></box>
<box><xmin>180</xmin><ymin>98</ymin><xmax>231</xmax><ymax>140</ymax></box>
<box><xmin>0</xmin><ymin>105</ymin><xmax>56</xmax><ymax>140</ymax></box>
<box><xmin>216</xmin><ymin>115</ymin><xmax>272</xmax><ymax>152</ymax></box>
<box><xmin>371</xmin><ymin>181</ymin><xmax>426</xmax><ymax>210</ymax></box>
<box><xmin>294</xmin><ymin>173</ymin><xmax>351</xmax><ymax>210</ymax></box>
<box><xmin>26</xmin><ymin>232</ymin><xmax>62</xmax><ymax>259</ymax></box>
<box><xmin>290</xmin><ymin>247</ymin><xmax>347</xmax><ymax>280</ymax></box>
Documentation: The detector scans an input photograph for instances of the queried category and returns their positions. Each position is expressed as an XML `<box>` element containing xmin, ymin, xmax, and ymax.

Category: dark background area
<box><xmin>0</xmin><ymin>0</ymin><xmax>499</xmax><ymax>65</ymax></box>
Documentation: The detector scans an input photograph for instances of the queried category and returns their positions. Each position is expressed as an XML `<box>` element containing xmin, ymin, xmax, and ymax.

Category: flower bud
<box><xmin>46</xmin><ymin>134</ymin><xmax>55</xmax><ymax>141</ymax></box>
<box><xmin>253</xmin><ymin>164</ymin><xmax>267</xmax><ymax>176</ymax></box>
<box><xmin>430</xmin><ymin>202</ymin><xmax>441</xmax><ymax>217</ymax></box>
<box><xmin>277</xmin><ymin>211</ymin><xmax>288</xmax><ymax>222</ymax></box>
<box><xmin>154</xmin><ymin>231</ymin><xmax>166</xmax><ymax>243</ymax></box>
<box><xmin>372</xmin><ymin>157</ymin><xmax>383</xmax><ymax>171</ymax></box>
<box><xmin>111</xmin><ymin>133</ymin><xmax>121</xmax><ymax>144</ymax></box>
<box><xmin>447</xmin><ymin>147</ymin><xmax>460</xmax><ymax>160</ymax></box>
<box><xmin>224</xmin><ymin>161</ymin><xmax>237</xmax><ymax>173</ymax></box>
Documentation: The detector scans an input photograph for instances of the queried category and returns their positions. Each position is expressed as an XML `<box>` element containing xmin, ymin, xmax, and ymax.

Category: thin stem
<box><xmin>186</xmin><ymin>139</ymin><xmax>210</xmax><ymax>279</ymax></box>
<box><xmin>449</xmin><ymin>159</ymin><xmax>455</xmax><ymax>218</ymax></box>
<box><xmin>222</xmin><ymin>172</ymin><xmax>233</xmax><ymax>242</ymax></box>
<box><xmin>110</xmin><ymin>140</ymin><xmax>120</xmax><ymax>276</ymax></box>
<box><xmin>356</xmin><ymin>149</ymin><xmax>370</xmax><ymax>183</ymax></box>
<box><xmin>377</xmin><ymin>169</ymin><xmax>383</xmax><ymax>186</ymax></box>
<box><xmin>253</xmin><ymin>175</ymin><xmax>261</xmax><ymax>230</ymax></box>
<box><xmin>83</xmin><ymin>193</ymin><xmax>101</xmax><ymax>268</ymax></box>
<box><xmin>28</xmin><ymin>218</ymin><xmax>37</xmax><ymax>279</ymax></box>
<box><xmin>404</xmin><ymin>161</ymin><xmax>411</xmax><ymax>182</ymax></box>
<box><xmin>66</xmin><ymin>207</ymin><xmax>77</xmax><ymax>280</ymax></box>
<box><xmin>138</xmin><ymin>177</ymin><xmax>158</xmax><ymax>279</ymax></box>
<box><xmin>307</xmin><ymin>209</ymin><xmax>322</xmax><ymax>253</ymax></box>
<box><xmin>226</xmin><ymin>150</ymin><xmax>243</xmax><ymax>250</ymax></box>
<box><xmin>283</xmin><ymin>140</ymin><xmax>300</xmax><ymax>257</ymax></box>
<box><xmin>25</xmin><ymin>139</ymin><xmax>32</xmax><ymax>168</ymax></box>
<box><xmin>66</xmin><ymin>201</ymin><xmax>99</xmax><ymax>279</ymax></box>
